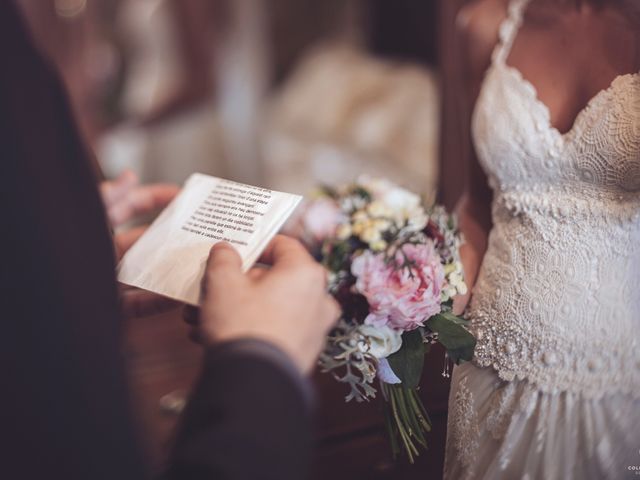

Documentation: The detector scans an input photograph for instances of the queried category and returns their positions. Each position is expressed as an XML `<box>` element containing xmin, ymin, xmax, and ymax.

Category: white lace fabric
<box><xmin>444</xmin><ymin>362</ymin><xmax>640</xmax><ymax>480</ymax></box>
<box><xmin>468</xmin><ymin>0</ymin><xmax>640</xmax><ymax>399</ymax></box>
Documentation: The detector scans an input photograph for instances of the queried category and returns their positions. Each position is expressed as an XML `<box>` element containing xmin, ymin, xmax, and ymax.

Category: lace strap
<box><xmin>491</xmin><ymin>0</ymin><xmax>531</xmax><ymax>65</ymax></box>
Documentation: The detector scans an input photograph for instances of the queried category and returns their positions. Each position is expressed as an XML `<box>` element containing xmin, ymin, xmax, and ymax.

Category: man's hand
<box><xmin>100</xmin><ymin>170</ymin><xmax>179</xmax><ymax>259</ymax></box>
<box><xmin>193</xmin><ymin>236</ymin><xmax>340</xmax><ymax>374</ymax></box>
<box><xmin>100</xmin><ymin>169</ymin><xmax>180</xmax><ymax>231</ymax></box>
<box><xmin>100</xmin><ymin>170</ymin><xmax>181</xmax><ymax>318</ymax></box>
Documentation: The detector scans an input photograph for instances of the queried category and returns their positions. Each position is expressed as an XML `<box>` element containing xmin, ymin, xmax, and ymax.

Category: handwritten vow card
<box><xmin>117</xmin><ymin>173</ymin><xmax>302</xmax><ymax>305</ymax></box>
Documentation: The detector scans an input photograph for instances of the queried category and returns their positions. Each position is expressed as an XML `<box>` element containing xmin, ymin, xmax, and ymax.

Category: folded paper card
<box><xmin>117</xmin><ymin>173</ymin><xmax>302</xmax><ymax>305</ymax></box>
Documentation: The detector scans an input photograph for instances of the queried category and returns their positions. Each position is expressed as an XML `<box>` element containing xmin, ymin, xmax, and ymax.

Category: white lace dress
<box><xmin>444</xmin><ymin>1</ymin><xmax>640</xmax><ymax>478</ymax></box>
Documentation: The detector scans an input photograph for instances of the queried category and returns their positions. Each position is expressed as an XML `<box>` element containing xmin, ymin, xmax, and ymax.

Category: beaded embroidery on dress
<box><xmin>444</xmin><ymin>0</ymin><xmax>640</xmax><ymax>478</ymax></box>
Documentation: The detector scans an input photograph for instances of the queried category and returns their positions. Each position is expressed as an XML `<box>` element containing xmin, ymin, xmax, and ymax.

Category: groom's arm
<box><xmin>166</xmin><ymin>340</ymin><xmax>312</xmax><ymax>480</ymax></box>
<box><xmin>165</xmin><ymin>239</ymin><xmax>339</xmax><ymax>480</ymax></box>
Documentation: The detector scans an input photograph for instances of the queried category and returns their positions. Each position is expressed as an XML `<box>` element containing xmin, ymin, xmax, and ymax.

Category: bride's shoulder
<box><xmin>456</xmin><ymin>0</ymin><xmax>509</xmax><ymax>74</ymax></box>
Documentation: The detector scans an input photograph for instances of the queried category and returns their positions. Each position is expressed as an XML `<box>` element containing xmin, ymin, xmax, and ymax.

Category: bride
<box><xmin>444</xmin><ymin>0</ymin><xmax>640</xmax><ymax>478</ymax></box>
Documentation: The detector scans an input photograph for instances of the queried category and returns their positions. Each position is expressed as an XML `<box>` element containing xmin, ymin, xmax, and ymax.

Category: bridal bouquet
<box><xmin>297</xmin><ymin>177</ymin><xmax>476</xmax><ymax>463</ymax></box>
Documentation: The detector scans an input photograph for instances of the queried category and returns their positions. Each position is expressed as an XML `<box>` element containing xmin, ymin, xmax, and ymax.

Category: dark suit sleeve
<box><xmin>166</xmin><ymin>341</ymin><xmax>312</xmax><ymax>480</ymax></box>
<box><xmin>0</xmin><ymin>3</ymin><xmax>149</xmax><ymax>480</ymax></box>
<box><xmin>1</xmin><ymin>4</ymin><xmax>312</xmax><ymax>480</ymax></box>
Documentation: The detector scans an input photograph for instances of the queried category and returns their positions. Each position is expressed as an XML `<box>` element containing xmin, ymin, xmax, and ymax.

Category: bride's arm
<box><xmin>452</xmin><ymin>0</ymin><xmax>505</xmax><ymax>313</ymax></box>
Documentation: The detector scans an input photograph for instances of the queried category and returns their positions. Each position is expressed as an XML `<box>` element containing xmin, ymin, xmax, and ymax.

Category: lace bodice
<box><xmin>469</xmin><ymin>0</ymin><xmax>640</xmax><ymax>398</ymax></box>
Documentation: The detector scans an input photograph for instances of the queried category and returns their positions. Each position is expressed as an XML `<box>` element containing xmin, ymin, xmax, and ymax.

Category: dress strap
<box><xmin>491</xmin><ymin>0</ymin><xmax>532</xmax><ymax>65</ymax></box>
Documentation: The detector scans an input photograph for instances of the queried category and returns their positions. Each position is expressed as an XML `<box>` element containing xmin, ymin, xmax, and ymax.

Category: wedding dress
<box><xmin>444</xmin><ymin>0</ymin><xmax>640</xmax><ymax>478</ymax></box>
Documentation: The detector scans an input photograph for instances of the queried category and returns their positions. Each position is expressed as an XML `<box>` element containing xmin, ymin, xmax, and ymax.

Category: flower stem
<box><xmin>382</xmin><ymin>382</ymin><xmax>431</xmax><ymax>463</ymax></box>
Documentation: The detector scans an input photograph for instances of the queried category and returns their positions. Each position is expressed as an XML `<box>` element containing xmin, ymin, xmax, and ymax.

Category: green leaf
<box><xmin>350</xmin><ymin>186</ymin><xmax>372</xmax><ymax>201</ymax></box>
<box><xmin>323</xmin><ymin>240</ymin><xmax>351</xmax><ymax>272</ymax></box>
<box><xmin>387</xmin><ymin>330</ymin><xmax>425</xmax><ymax>388</ymax></box>
<box><xmin>436</xmin><ymin>311</ymin><xmax>471</xmax><ymax>326</ymax></box>
<box><xmin>426</xmin><ymin>314</ymin><xmax>476</xmax><ymax>364</ymax></box>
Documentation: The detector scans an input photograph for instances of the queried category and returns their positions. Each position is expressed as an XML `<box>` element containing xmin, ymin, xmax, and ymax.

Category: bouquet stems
<box><xmin>381</xmin><ymin>382</ymin><xmax>432</xmax><ymax>464</ymax></box>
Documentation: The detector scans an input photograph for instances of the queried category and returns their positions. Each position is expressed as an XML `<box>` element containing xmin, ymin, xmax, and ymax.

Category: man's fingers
<box><xmin>247</xmin><ymin>266</ymin><xmax>269</xmax><ymax>282</ymax></box>
<box><xmin>188</xmin><ymin>327</ymin><xmax>205</xmax><ymax>344</ymax></box>
<box><xmin>323</xmin><ymin>296</ymin><xmax>342</xmax><ymax>329</ymax></box>
<box><xmin>201</xmin><ymin>243</ymin><xmax>244</xmax><ymax>300</ymax></box>
<box><xmin>258</xmin><ymin>235</ymin><xmax>313</xmax><ymax>267</ymax></box>
<box><xmin>108</xmin><ymin>183</ymin><xmax>180</xmax><ymax>226</ymax></box>
<box><xmin>201</xmin><ymin>242</ymin><xmax>244</xmax><ymax>301</ymax></box>
<box><xmin>206</xmin><ymin>242</ymin><xmax>243</xmax><ymax>271</ymax></box>
<box><xmin>100</xmin><ymin>170</ymin><xmax>138</xmax><ymax>207</ymax></box>
<box><xmin>183</xmin><ymin>305</ymin><xmax>200</xmax><ymax>326</ymax></box>
<box><xmin>114</xmin><ymin>225</ymin><xmax>148</xmax><ymax>260</ymax></box>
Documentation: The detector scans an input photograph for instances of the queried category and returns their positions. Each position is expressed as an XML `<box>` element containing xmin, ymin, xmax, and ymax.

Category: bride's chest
<box><xmin>472</xmin><ymin>67</ymin><xmax>640</xmax><ymax>194</ymax></box>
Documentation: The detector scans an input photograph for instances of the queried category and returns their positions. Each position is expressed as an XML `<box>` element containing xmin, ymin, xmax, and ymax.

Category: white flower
<box><xmin>445</xmin><ymin>262</ymin><xmax>468</xmax><ymax>296</ymax></box>
<box><xmin>442</xmin><ymin>286</ymin><xmax>458</xmax><ymax>301</ymax></box>
<box><xmin>382</xmin><ymin>187</ymin><xmax>421</xmax><ymax>212</ymax></box>
<box><xmin>356</xmin><ymin>176</ymin><xmax>428</xmax><ymax>232</ymax></box>
<box><xmin>404</xmin><ymin>206</ymin><xmax>429</xmax><ymax>231</ymax></box>
<box><xmin>357</xmin><ymin>325</ymin><xmax>403</xmax><ymax>359</ymax></box>
<box><xmin>341</xmin><ymin>195</ymin><xmax>367</xmax><ymax>212</ymax></box>
<box><xmin>449</xmin><ymin>271</ymin><xmax>463</xmax><ymax>287</ymax></box>
<box><xmin>357</xmin><ymin>176</ymin><xmax>415</xmax><ymax>207</ymax></box>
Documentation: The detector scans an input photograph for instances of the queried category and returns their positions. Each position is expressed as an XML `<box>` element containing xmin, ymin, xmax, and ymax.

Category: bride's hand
<box><xmin>452</xmin><ymin>290</ymin><xmax>471</xmax><ymax>316</ymax></box>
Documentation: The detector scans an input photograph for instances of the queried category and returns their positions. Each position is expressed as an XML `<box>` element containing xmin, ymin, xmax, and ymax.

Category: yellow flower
<box><xmin>352</xmin><ymin>221</ymin><xmax>366</xmax><ymax>236</ymax></box>
<box><xmin>361</xmin><ymin>226</ymin><xmax>382</xmax><ymax>244</ymax></box>
<box><xmin>336</xmin><ymin>224</ymin><xmax>352</xmax><ymax>240</ymax></box>
<box><xmin>352</xmin><ymin>210</ymin><xmax>369</xmax><ymax>223</ymax></box>
<box><xmin>444</xmin><ymin>261</ymin><xmax>463</xmax><ymax>275</ymax></box>
<box><xmin>370</xmin><ymin>239</ymin><xmax>388</xmax><ymax>251</ymax></box>
<box><xmin>373</xmin><ymin>218</ymin><xmax>392</xmax><ymax>232</ymax></box>
<box><xmin>367</xmin><ymin>200</ymin><xmax>393</xmax><ymax>218</ymax></box>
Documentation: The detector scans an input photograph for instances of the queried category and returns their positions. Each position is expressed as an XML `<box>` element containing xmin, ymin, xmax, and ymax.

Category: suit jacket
<box><xmin>0</xmin><ymin>3</ymin><xmax>310</xmax><ymax>479</ymax></box>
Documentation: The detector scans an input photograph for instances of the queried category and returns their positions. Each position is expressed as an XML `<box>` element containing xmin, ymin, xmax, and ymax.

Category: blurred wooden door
<box><xmin>438</xmin><ymin>0</ymin><xmax>473</xmax><ymax>210</ymax></box>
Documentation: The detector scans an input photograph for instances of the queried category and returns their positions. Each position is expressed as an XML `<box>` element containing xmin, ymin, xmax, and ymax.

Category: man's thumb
<box><xmin>201</xmin><ymin>243</ymin><xmax>243</xmax><ymax>302</ymax></box>
<box><xmin>206</xmin><ymin>242</ymin><xmax>243</xmax><ymax>272</ymax></box>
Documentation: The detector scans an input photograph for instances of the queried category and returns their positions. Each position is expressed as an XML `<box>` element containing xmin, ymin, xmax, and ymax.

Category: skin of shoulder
<box><xmin>456</xmin><ymin>0</ymin><xmax>509</xmax><ymax>81</ymax></box>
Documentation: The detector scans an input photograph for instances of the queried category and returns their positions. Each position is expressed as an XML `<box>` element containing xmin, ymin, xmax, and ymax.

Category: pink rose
<box><xmin>351</xmin><ymin>242</ymin><xmax>445</xmax><ymax>331</ymax></box>
<box><xmin>302</xmin><ymin>197</ymin><xmax>343</xmax><ymax>242</ymax></box>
